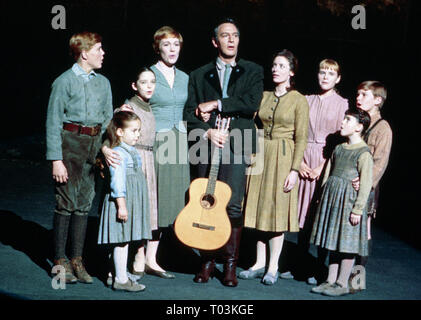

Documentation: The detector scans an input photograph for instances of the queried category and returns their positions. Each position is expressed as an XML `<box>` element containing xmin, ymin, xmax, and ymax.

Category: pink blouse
<box><xmin>306</xmin><ymin>91</ymin><xmax>348</xmax><ymax>149</ymax></box>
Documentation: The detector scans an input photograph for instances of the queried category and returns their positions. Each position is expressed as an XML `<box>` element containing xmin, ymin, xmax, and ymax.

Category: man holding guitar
<box><xmin>183</xmin><ymin>18</ymin><xmax>264</xmax><ymax>287</ymax></box>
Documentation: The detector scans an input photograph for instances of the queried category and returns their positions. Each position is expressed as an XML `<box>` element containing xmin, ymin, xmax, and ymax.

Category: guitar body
<box><xmin>175</xmin><ymin>178</ymin><xmax>232</xmax><ymax>250</ymax></box>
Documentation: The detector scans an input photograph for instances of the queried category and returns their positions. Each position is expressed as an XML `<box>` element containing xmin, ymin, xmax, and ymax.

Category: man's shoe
<box><xmin>113</xmin><ymin>279</ymin><xmax>145</xmax><ymax>292</ymax></box>
<box><xmin>222</xmin><ymin>260</ymin><xmax>239</xmax><ymax>287</ymax></box>
<box><xmin>221</xmin><ymin>226</ymin><xmax>242</xmax><ymax>287</ymax></box>
<box><xmin>322</xmin><ymin>282</ymin><xmax>350</xmax><ymax>297</ymax></box>
<box><xmin>193</xmin><ymin>260</ymin><xmax>215</xmax><ymax>283</ymax></box>
<box><xmin>52</xmin><ymin>258</ymin><xmax>77</xmax><ymax>284</ymax></box>
<box><xmin>70</xmin><ymin>257</ymin><xmax>93</xmax><ymax>284</ymax></box>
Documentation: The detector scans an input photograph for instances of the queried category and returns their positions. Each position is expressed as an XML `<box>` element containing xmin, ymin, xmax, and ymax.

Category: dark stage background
<box><xmin>1</xmin><ymin>0</ymin><xmax>419</xmax><ymax>246</ymax></box>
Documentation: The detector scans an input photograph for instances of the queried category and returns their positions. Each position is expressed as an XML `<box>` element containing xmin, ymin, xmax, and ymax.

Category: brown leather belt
<box><xmin>63</xmin><ymin>123</ymin><xmax>101</xmax><ymax>136</ymax></box>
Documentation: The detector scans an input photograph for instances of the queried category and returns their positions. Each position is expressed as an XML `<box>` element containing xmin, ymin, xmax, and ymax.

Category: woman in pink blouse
<box><xmin>280</xmin><ymin>59</ymin><xmax>348</xmax><ymax>284</ymax></box>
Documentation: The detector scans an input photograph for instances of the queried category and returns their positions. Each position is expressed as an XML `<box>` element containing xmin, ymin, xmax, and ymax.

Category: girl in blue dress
<box><xmin>98</xmin><ymin>111</ymin><xmax>151</xmax><ymax>292</ymax></box>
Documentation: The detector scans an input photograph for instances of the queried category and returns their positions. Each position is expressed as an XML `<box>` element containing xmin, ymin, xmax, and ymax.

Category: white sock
<box><xmin>113</xmin><ymin>244</ymin><xmax>129</xmax><ymax>284</ymax></box>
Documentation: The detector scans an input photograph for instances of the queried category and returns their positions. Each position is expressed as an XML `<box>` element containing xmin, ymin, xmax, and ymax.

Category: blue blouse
<box><xmin>149</xmin><ymin>64</ymin><xmax>189</xmax><ymax>133</ymax></box>
<box><xmin>109</xmin><ymin>142</ymin><xmax>142</xmax><ymax>198</ymax></box>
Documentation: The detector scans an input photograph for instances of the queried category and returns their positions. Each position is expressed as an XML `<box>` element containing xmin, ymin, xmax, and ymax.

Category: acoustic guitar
<box><xmin>175</xmin><ymin>116</ymin><xmax>232</xmax><ymax>250</ymax></box>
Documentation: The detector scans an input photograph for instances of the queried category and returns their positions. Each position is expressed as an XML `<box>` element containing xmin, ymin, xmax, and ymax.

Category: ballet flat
<box><xmin>279</xmin><ymin>271</ymin><xmax>294</xmax><ymax>280</ymax></box>
<box><xmin>145</xmin><ymin>264</ymin><xmax>175</xmax><ymax>279</ymax></box>
<box><xmin>238</xmin><ymin>267</ymin><xmax>265</xmax><ymax>280</ymax></box>
<box><xmin>262</xmin><ymin>271</ymin><xmax>279</xmax><ymax>285</ymax></box>
<box><xmin>131</xmin><ymin>269</ymin><xmax>145</xmax><ymax>277</ymax></box>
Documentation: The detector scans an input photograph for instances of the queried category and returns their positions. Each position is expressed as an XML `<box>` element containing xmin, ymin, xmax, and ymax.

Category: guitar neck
<box><xmin>205</xmin><ymin>147</ymin><xmax>221</xmax><ymax>195</ymax></box>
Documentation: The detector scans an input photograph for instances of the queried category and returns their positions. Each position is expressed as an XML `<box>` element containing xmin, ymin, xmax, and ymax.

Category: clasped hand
<box><xmin>299</xmin><ymin>161</ymin><xmax>323</xmax><ymax>180</ymax></box>
<box><xmin>349</xmin><ymin>213</ymin><xmax>361</xmax><ymax>226</ymax></box>
<box><xmin>195</xmin><ymin>100</ymin><xmax>218</xmax><ymax>122</ymax></box>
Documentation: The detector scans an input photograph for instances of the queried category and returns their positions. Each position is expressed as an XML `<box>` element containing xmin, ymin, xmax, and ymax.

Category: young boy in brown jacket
<box><xmin>350</xmin><ymin>80</ymin><xmax>393</xmax><ymax>292</ymax></box>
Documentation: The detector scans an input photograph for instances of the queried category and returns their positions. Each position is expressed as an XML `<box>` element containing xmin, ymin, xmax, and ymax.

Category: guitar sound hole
<box><xmin>201</xmin><ymin>194</ymin><xmax>215</xmax><ymax>209</ymax></box>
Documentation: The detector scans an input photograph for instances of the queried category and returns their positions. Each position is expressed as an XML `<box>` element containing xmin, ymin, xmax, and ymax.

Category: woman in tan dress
<box><xmin>240</xmin><ymin>50</ymin><xmax>309</xmax><ymax>285</ymax></box>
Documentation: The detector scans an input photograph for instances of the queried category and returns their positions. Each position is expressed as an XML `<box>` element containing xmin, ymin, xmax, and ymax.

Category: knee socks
<box><xmin>53</xmin><ymin>213</ymin><xmax>71</xmax><ymax>261</ymax></box>
<box><xmin>70</xmin><ymin>214</ymin><xmax>88</xmax><ymax>259</ymax></box>
<box><xmin>114</xmin><ymin>244</ymin><xmax>129</xmax><ymax>284</ymax></box>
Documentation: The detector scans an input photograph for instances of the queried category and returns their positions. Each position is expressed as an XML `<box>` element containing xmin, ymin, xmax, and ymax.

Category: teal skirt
<box><xmin>310</xmin><ymin>175</ymin><xmax>368</xmax><ymax>256</ymax></box>
<box><xmin>98</xmin><ymin>168</ymin><xmax>151</xmax><ymax>244</ymax></box>
<box><xmin>154</xmin><ymin>128</ymin><xmax>190</xmax><ymax>227</ymax></box>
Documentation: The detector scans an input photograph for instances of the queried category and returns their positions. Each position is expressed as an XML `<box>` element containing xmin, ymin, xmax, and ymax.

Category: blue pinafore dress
<box><xmin>98</xmin><ymin>144</ymin><xmax>151</xmax><ymax>244</ymax></box>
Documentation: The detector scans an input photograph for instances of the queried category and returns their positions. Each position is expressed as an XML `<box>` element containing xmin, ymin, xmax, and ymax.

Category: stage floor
<box><xmin>1</xmin><ymin>157</ymin><xmax>420</xmax><ymax>301</ymax></box>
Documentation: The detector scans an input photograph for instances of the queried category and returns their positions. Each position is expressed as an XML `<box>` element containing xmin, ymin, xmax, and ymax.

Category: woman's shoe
<box><xmin>131</xmin><ymin>267</ymin><xmax>145</xmax><ymax>277</ymax></box>
<box><xmin>307</xmin><ymin>276</ymin><xmax>317</xmax><ymax>285</ymax></box>
<box><xmin>311</xmin><ymin>281</ymin><xmax>334</xmax><ymax>294</ymax></box>
<box><xmin>322</xmin><ymin>282</ymin><xmax>350</xmax><ymax>297</ymax></box>
<box><xmin>280</xmin><ymin>271</ymin><xmax>294</xmax><ymax>280</ymax></box>
<box><xmin>238</xmin><ymin>267</ymin><xmax>265</xmax><ymax>280</ymax></box>
<box><xmin>106</xmin><ymin>274</ymin><xmax>113</xmax><ymax>287</ymax></box>
<box><xmin>145</xmin><ymin>264</ymin><xmax>175</xmax><ymax>279</ymax></box>
<box><xmin>262</xmin><ymin>271</ymin><xmax>279</xmax><ymax>285</ymax></box>
<box><xmin>132</xmin><ymin>270</ymin><xmax>145</xmax><ymax>277</ymax></box>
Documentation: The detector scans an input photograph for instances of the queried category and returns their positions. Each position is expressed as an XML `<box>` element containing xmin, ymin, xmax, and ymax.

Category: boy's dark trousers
<box><xmin>53</xmin><ymin>129</ymin><xmax>102</xmax><ymax>264</ymax></box>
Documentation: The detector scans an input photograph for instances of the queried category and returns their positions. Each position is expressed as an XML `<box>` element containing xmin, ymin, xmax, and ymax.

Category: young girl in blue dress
<box><xmin>98</xmin><ymin>111</ymin><xmax>151</xmax><ymax>292</ymax></box>
<box><xmin>310</xmin><ymin>109</ymin><xmax>373</xmax><ymax>296</ymax></box>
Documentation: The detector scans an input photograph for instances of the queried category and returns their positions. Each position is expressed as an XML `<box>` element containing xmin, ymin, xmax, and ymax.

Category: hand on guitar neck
<box><xmin>206</xmin><ymin>115</ymin><xmax>231</xmax><ymax>148</ymax></box>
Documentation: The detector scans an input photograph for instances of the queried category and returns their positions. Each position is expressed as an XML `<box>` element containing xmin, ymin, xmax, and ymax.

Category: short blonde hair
<box><xmin>69</xmin><ymin>32</ymin><xmax>102</xmax><ymax>61</ymax></box>
<box><xmin>319</xmin><ymin>59</ymin><xmax>341</xmax><ymax>76</ymax></box>
<box><xmin>357</xmin><ymin>81</ymin><xmax>388</xmax><ymax>108</ymax></box>
<box><xmin>152</xmin><ymin>26</ymin><xmax>183</xmax><ymax>54</ymax></box>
